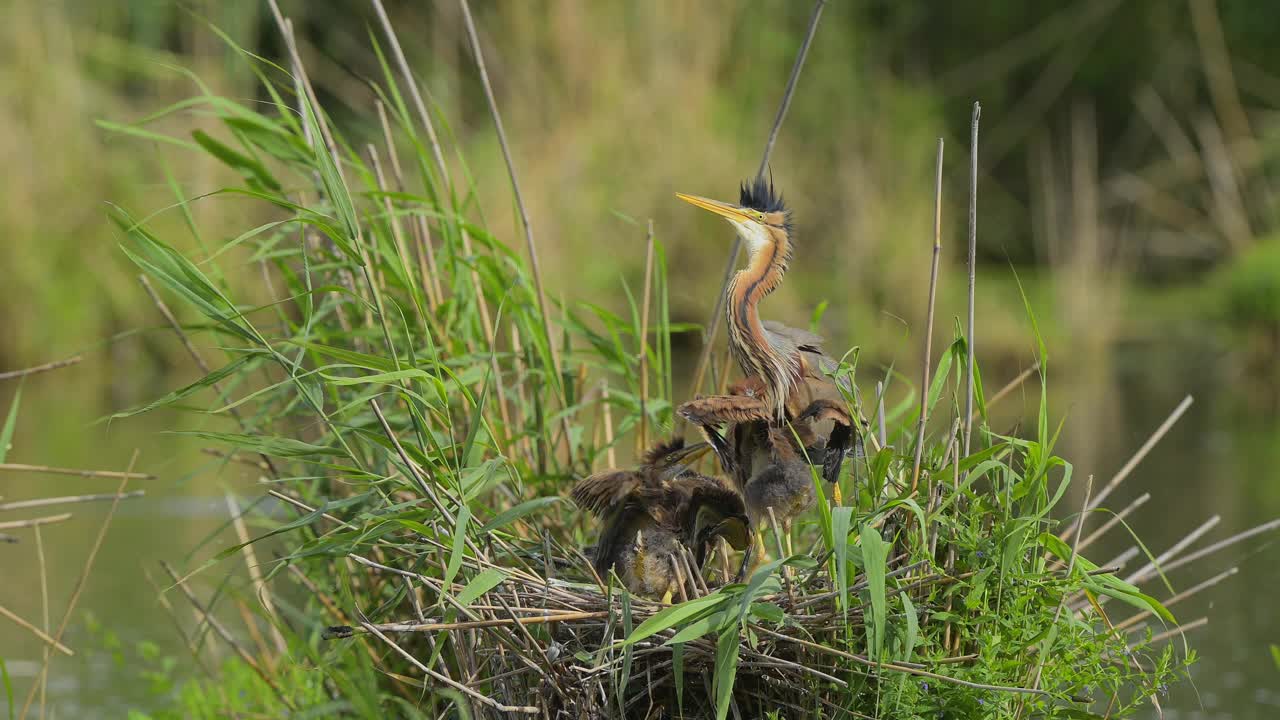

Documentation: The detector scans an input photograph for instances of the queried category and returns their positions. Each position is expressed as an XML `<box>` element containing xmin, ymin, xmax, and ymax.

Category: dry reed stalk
<box><xmin>1139</xmin><ymin>617</ymin><xmax>1208</xmax><ymax>648</ymax></box>
<box><xmin>963</xmin><ymin>102</ymin><xmax>981</xmax><ymax>455</ymax></box>
<box><xmin>224</xmin><ymin>492</ymin><xmax>288</xmax><ymax>657</ymax></box>
<box><xmin>1156</xmin><ymin>517</ymin><xmax>1280</xmax><ymax>575</ymax></box>
<box><xmin>374</xmin><ymin>99</ymin><xmax>443</xmax><ymax>310</ymax></box>
<box><xmin>0</xmin><ymin>491</ymin><xmax>142</xmax><ymax>512</ymax></box>
<box><xmin>1057</xmin><ymin>395</ymin><xmax>1193</xmax><ymax>541</ymax></box>
<box><xmin>369</xmin><ymin>0</ymin><xmax>451</xmax><ymax>190</ymax></box>
<box><xmin>682</xmin><ymin>0</ymin><xmax>827</xmax><ymax>416</ymax></box>
<box><xmin>0</xmin><ymin>355</ymin><xmax>81</xmax><ymax>381</ymax></box>
<box><xmin>360</xmin><ymin>619</ymin><xmax>539</xmax><ymax>714</ymax></box>
<box><xmin>637</xmin><ymin>220</ymin><xmax>656</xmax><ymax>452</ymax></box>
<box><xmin>601</xmin><ymin>382</ymin><xmax>617</xmax><ymax>468</ymax></box>
<box><xmin>0</xmin><ymin>514</ymin><xmax>71</xmax><ymax>530</ymax></box>
<box><xmin>911</xmin><ymin>139</ymin><xmax>945</xmax><ymax>494</ymax></box>
<box><xmin>0</xmin><ymin>463</ymin><xmax>152</xmax><ymax>480</ymax></box>
<box><xmin>1124</xmin><ymin>514</ymin><xmax>1221</xmax><ymax>585</ymax></box>
<box><xmin>160</xmin><ymin>561</ymin><xmax>292</xmax><ymax>710</ymax></box>
<box><xmin>19</xmin><ymin>450</ymin><xmax>140</xmax><ymax>718</ymax></box>
<box><xmin>1072</xmin><ymin>492</ymin><xmax>1150</xmax><ymax>556</ymax></box>
<box><xmin>0</xmin><ymin>604</ymin><xmax>72</xmax><ymax>656</ymax></box>
<box><xmin>1115</xmin><ymin>566</ymin><xmax>1237</xmax><ymax>633</ymax></box>
<box><xmin>458</xmin><ymin>0</ymin><xmax>571</xmax><ymax>453</ymax></box>
<box><xmin>1188</xmin><ymin>0</ymin><xmax>1253</xmax><ymax>144</ymax></box>
<box><xmin>34</xmin><ymin>524</ymin><xmax>49</xmax><ymax>719</ymax></box>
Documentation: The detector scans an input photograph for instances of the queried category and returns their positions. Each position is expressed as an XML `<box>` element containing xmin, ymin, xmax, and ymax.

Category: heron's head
<box><xmin>676</xmin><ymin>176</ymin><xmax>791</xmax><ymax>258</ymax></box>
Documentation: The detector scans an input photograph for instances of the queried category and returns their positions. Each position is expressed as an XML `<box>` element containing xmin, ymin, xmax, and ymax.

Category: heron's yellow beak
<box><xmin>676</xmin><ymin>193</ymin><xmax>754</xmax><ymax>223</ymax></box>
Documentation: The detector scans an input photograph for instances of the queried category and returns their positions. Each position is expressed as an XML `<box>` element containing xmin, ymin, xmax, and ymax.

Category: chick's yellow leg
<box><xmin>833</xmin><ymin>482</ymin><xmax>843</xmax><ymax>506</ymax></box>
<box><xmin>660</xmin><ymin>587</ymin><xmax>674</xmax><ymax>605</ymax></box>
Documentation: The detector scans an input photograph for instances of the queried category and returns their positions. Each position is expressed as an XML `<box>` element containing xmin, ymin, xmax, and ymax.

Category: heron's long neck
<box><xmin>726</xmin><ymin>233</ymin><xmax>794</xmax><ymax>416</ymax></box>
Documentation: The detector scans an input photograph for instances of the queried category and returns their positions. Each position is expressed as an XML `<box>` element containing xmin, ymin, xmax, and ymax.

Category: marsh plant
<box><xmin>107</xmin><ymin>8</ymin><xmax>1209</xmax><ymax>719</ymax></box>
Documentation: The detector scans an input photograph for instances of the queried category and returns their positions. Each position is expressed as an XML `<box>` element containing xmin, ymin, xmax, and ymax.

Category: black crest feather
<box><xmin>739</xmin><ymin>175</ymin><xmax>786</xmax><ymax>213</ymax></box>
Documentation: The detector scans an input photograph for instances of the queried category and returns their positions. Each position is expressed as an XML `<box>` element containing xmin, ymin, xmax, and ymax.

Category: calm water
<box><xmin>2</xmin><ymin>332</ymin><xmax>1277</xmax><ymax>718</ymax></box>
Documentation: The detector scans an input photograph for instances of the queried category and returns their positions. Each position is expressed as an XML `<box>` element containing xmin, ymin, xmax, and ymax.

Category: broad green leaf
<box><xmin>456</xmin><ymin>568</ymin><xmax>507</xmax><ymax>606</ymax></box>
<box><xmin>899</xmin><ymin>594</ymin><xmax>919</xmax><ymax>664</ymax></box>
<box><xmin>479</xmin><ymin>496</ymin><xmax>563</xmax><ymax>533</ymax></box>
<box><xmin>192</xmin><ymin>129</ymin><xmax>282</xmax><ymax>192</ymax></box>
<box><xmin>664</xmin><ymin>608</ymin><xmax>729</xmax><ymax>645</ymax></box>
<box><xmin>112</xmin><ymin>354</ymin><xmax>256</xmax><ymax>418</ymax></box>
<box><xmin>170</xmin><ymin>431</ymin><xmax>342</xmax><ymax>458</ymax></box>
<box><xmin>713</xmin><ymin>624</ymin><xmax>741</xmax><ymax>720</ymax></box>
<box><xmin>0</xmin><ymin>384</ymin><xmax>20</xmax><ymax>464</ymax></box>
<box><xmin>442</xmin><ymin>505</ymin><xmax>472</xmax><ymax>590</ymax></box>
<box><xmin>831</xmin><ymin>506</ymin><xmax>855</xmax><ymax>614</ymax></box>
<box><xmin>860</xmin><ymin>524</ymin><xmax>888</xmax><ymax>659</ymax></box>
<box><xmin>622</xmin><ymin>593</ymin><xmax>729</xmax><ymax>647</ymax></box>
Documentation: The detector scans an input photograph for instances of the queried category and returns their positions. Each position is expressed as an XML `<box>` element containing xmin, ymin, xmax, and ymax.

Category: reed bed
<box><xmin>80</xmin><ymin>3</ymin><xmax>1278</xmax><ymax>718</ymax></box>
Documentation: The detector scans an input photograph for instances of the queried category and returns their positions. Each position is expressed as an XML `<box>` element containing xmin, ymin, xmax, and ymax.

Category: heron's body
<box><xmin>675</xmin><ymin>178</ymin><xmax>855</xmax><ymax>572</ymax></box>
<box><xmin>571</xmin><ymin>439</ymin><xmax>750</xmax><ymax>600</ymax></box>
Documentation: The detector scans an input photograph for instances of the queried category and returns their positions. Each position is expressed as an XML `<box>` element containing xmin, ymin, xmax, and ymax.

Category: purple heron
<box><xmin>674</xmin><ymin>177</ymin><xmax>855</xmax><ymax>570</ymax></box>
<box><xmin>571</xmin><ymin>439</ymin><xmax>751</xmax><ymax>602</ymax></box>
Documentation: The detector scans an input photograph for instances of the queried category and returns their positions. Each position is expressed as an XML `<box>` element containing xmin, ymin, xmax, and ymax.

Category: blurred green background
<box><xmin>1</xmin><ymin>0</ymin><xmax>1278</xmax><ymax>716</ymax></box>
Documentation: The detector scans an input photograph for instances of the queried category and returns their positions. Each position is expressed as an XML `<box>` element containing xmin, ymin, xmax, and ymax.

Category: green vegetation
<box><xmin>88</xmin><ymin>14</ymin><xmax>1207</xmax><ymax>718</ymax></box>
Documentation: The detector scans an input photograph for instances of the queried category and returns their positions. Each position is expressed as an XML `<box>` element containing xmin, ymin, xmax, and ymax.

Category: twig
<box><xmin>160</xmin><ymin>560</ymin><xmax>291</xmax><ymax>708</ymax></box>
<box><xmin>0</xmin><ymin>355</ymin><xmax>81</xmax><ymax>381</ymax></box>
<box><xmin>963</xmin><ymin>102</ymin><xmax>981</xmax><ymax>455</ymax></box>
<box><xmin>911</xmin><ymin>138</ymin><xmax>945</xmax><ymax>493</ymax></box>
<box><xmin>0</xmin><ymin>605</ymin><xmax>72</xmax><ymax>656</ymax></box>
<box><xmin>752</xmin><ymin>625</ymin><xmax>1052</xmax><ymax>697</ymax></box>
<box><xmin>683</xmin><ymin>0</ymin><xmax>826</xmax><ymax>412</ymax></box>
<box><xmin>336</xmin><ymin>611</ymin><xmax>609</xmax><ymax>637</ymax></box>
<box><xmin>374</xmin><ymin>98</ymin><xmax>442</xmax><ymax>310</ymax></box>
<box><xmin>34</xmin><ymin>524</ymin><xmax>50</xmax><ymax>719</ymax></box>
<box><xmin>20</xmin><ymin>450</ymin><xmax>140</xmax><ymax>718</ymax></box>
<box><xmin>1124</xmin><ymin>514</ymin><xmax>1220</xmax><ymax>585</ymax></box>
<box><xmin>1156</xmin><ymin>517</ymin><xmax>1280</xmax><ymax>575</ymax></box>
<box><xmin>458</xmin><ymin>0</ymin><xmax>566</xmax><ymax>428</ymax></box>
<box><xmin>1138</xmin><ymin>617</ymin><xmax>1207</xmax><ymax>647</ymax></box>
<box><xmin>360</xmin><ymin>619</ymin><xmax>539</xmax><ymax>714</ymax></box>
<box><xmin>1115</xmin><ymin>567</ymin><xmax>1237</xmax><ymax>633</ymax></box>
<box><xmin>224</xmin><ymin>492</ymin><xmax>289</xmax><ymax>656</ymax></box>
<box><xmin>972</xmin><ymin>362</ymin><xmax>1040</xmax><ymax>422</ymax></box>
<box><xmin>1058</xmin><ymin>395</ymin><xmax>1193</xmax><ymax>541</ymax></box>
<box><xmin>1088</xmin><ymin>394</ymin><xmax>1192</xmax><ymax>512</ymax></box>
<box><xmin>1072</xmin><ymin>492</ymin><xmax>1150</xmax><ymax>556</ymax></box>
<box><xmin>0</xmin><ymin>491</ymin><xmax>144</xmax><ymax>512</ymax></box>
<box><xmin>0</xmin><ymin>464</ymin><xmax>153</xmax><ymax>480</ymax></box>
<box><xmin>369</xmin><ymin>0</ymin><xmax>451</xmax><ymax>189</ymax></box>
<box><xmin>0</xmin><ymin>514</ymin><xmax>71</xmax><ymax>530</ymax></box>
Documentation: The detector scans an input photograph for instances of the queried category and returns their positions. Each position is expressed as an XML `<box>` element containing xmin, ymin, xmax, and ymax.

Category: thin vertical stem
<box><xmin>601</xmin><ymin>382</ymin><xmax>617</xmax><ymax>468</ymax></box>
<box><xmin>911</xmin><ymin>139</ymin><xmax>945</xmax><ymax>493</ymax></box>
<box><xmin>875</xmin><ymin>380</ymin><xmax>887</xmax><ymax>449</ymax></box>
<box><xmin>370</xmin><ymin>0</ymin><xmax>452</xmax><ymax>191</ymax></box>
<box><xmin>458</xmin><ymin>0</ymin><xmax>573</xmax><ymax>461</ymax></box>
<box><xmin>375</xmin><ymin>99</ymin><xmax>443</xmax><ymax>310</ymax></box>
<box><xmin>20</xmin><ymin>451</ymin><xmax>141</xmax><ymax>717</ymax></box>
<box><xmin>682</xmin><ymin>0</ymin><xmax>827</xmax><ymax>415</ymax></box>
<box><xmin>638</xmin><ymin>221</ymin><xmax>656</xmax><ymax>452</ymax></box>
<box><xmin>963</xmin><ymin>102</ymin><xmax>981</xmax><ymax>456</ymax></box>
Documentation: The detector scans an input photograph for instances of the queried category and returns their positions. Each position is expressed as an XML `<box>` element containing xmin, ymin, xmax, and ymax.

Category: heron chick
<box><xmin>571</xmin><ymin>439</ymin><xmax>751</xmax><ymax>602</ymax></box>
